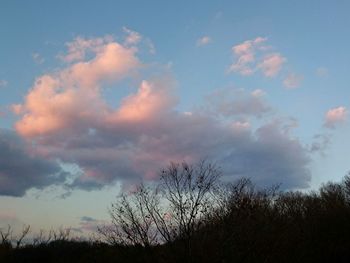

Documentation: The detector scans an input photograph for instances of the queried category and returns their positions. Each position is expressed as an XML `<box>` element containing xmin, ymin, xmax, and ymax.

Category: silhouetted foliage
<box><xmin>2</xmin><ymin>161</ymin><xmax>350</xmax><ymax>262</ymax></box>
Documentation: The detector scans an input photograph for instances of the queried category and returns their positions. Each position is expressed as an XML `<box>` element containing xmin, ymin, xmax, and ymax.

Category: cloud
<box><xmin>257</xmin><ymin>53</ymin><xmax>286</xmax><ymax>77</ymax></box>
<box><xmin>0</xmin><ymin>80</ymin><xmax>8</xmax><ymax>88</ymax></box>
<box><xmin>123</xmin><ymin>27</ymin><xmax>142</xmax><ymax>46</ymax></box>
<box><xmin>0</xmin><ymin>129</ymin><xmax>67</xmax><ymax>196</ymax></box>
<box><xmin>32</xmin><ymin>53</ymin><xmax>45</xmax><ymax>64</ymax></box>
<box><xmin>283</xmin><ymin>73</ymin><xmax>303</xmax><ymax>89</ymax></box>
<box><xmin>324</xmin><ymin>106</ymin><xmax>347</xmax><ymax>129</ymax></box>
<box><xmin>12</xmin><ymin>34</ymin><xmax>313</xmax><ymax>194</ymax></box>
<box><xmin>72</xmin><ymin>216</ymin><xmax>107</xmax><ymax>234</ymax></box>
<box><xmin>309</xmin><ymin>133</ymin><xmax>331</xmax><ymax>154</ymax></box>
<box><xmin>222</xmin><ymin>121</ymin><xmax>311</xmax><ymax>188</ymax></box>
<box><xmin>58</xmin><ymin>35</ymin><xmax>113</xmax><ymax>63</ymax></box>
<box><xmin>206</xmin><ymin>88</ymin><xmax>271</xmax><ymax>118</ymax></box>
<box><xmin>81</xmin><ymin>216</ymin><xmax>97</xmax><ymax>222</ymax></box>
<box><xmin>196</xmin><ymin>36</ymin><xmax>212</xmax><ymax>46</ymax></box>
<box><xmin>251</xmin><ymin>89</ymin><xmax>266</xmax><ymax>97</ymax></box>
<box><xmin>229</xmin><ymin>37</ymin><xmax>286</xmax><ymax>78</ymax></box>
<box><xmin>316</xmin><ymin>67</ymin><xmax>328</xmax><ymax>77</ymax></box>
<box><xmin>15</xmin><ymin>38</ymin><xmax>141</xmax><ymax>137</ymax></box>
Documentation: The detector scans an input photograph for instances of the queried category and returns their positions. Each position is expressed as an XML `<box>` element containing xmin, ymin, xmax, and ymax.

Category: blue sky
<box><xmin>1</xmin><ymin>0</ymin><xmax>350</xmax><ymax>234</ymax></box>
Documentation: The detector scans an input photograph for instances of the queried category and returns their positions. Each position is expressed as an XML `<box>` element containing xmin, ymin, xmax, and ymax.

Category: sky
<box><xmin>1</xmin><ymin>0</ymin><xmax>350</xmax><ymax>235</ymax></box>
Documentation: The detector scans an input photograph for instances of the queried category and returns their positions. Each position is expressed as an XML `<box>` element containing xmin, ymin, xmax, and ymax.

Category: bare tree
<box><xmin>0</xmin><ymin>225</ymin><xmax>12</xmax><ymax>246</ymax></box>
<box><xmin>100</xmin><ymin>160</ymin><xmax>221</xmax><ymax>252</ymax></box>
<box><xmin>52</xmin><ymin>227</ymin><xmax>71</xmax><ymax>242</ymax></box>
<box><xmin>99</xmin><ymin>186</ymin><xmax>158</xmax><ymax>247</ymax></box>
<box><xmin>32</xmin><ymin>229</ymin><xmax>54</xmax><ymax>246</ymax></box>
<box><xmin>158</xmin><ymin>161</ymin><xmax>221</xmax><ymax>240</ymax></box>
<box><xmin>15</xmin><ymin>225</ymin><xmax>30</xmax><ymax>248</ymax></box>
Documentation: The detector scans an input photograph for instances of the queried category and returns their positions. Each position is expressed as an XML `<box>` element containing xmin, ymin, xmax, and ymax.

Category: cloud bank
<box><xmin>1</xmin><ymin>33</ymin><xmax>317</xmax><ymax>196</ymax></box>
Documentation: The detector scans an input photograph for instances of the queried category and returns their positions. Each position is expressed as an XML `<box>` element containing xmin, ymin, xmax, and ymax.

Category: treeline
<box><xmin>1</xmin><ymin>161</ymin><xmax>350</xmax><ymax>262</ymax></box>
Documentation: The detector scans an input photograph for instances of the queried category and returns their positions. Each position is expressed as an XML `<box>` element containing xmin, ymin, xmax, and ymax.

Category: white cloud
<box><xmin>251</xmin><ymin>89</ymin><xmax>266</xmax><ymax>97</ymax></box>
<box><xmin>196</xmin><ymin>36</ymin><xmax>212</xmax><ymax>46</ymax></box>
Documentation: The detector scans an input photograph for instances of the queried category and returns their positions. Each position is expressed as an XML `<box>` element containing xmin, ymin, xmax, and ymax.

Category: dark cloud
<box><xmin>0</xmin><ymin>129</ymin><xmax>68</xmax><ymax>196</ymax></box>
<box><xmin>222</xmin><ymin>122</ymin><xmax>311</xmax><ymax>189</ymax></box>
<box><xmin>38</xmin><ymin>109</ymin><xmax>312</xmax><ymax>191</ymax></box>
<box><xmin>81</xmin><ymin>216</ymin><xmax>98</xmax><ymax>222</ymax></box>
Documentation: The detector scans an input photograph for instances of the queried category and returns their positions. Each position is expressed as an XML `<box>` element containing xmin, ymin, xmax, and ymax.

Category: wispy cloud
<box><xmin>196</xmin><ymin>36</ymin><xmax>212</xmax><ymax>46</ymax></box>
<box><xmin>283</xmin><ymin>73</ymin><xmax>303</xmax><ymax>89</ymax></box>
<box><xmin>123</xmin><ymin>27</ymin><xmax>142</xmax><ymax>46</ymax></box>
<box><xmin>316</xmin><ymin>67</ymin><xmax>329</xmax><ymax>77</ymax></box>
<box><xmin>0</xmin><ymin>80</ymin><xmax>8</xmax><ymax>88</ymax></box>
<box><xmin>32</xmin><ymin>53</ymin><xmax>45</xmax><ymax>64</ymax></box>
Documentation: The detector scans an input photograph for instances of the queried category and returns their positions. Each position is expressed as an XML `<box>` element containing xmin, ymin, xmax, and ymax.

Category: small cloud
<box><xmin>251</xmin><ymin>89</ymin><xmax>266</xmax><ymax>97</ymax></box>
<box><xmin>32</xmin><ymin>53</ymin><xmax>45</xmax><ymax>64</ymax></box>
<box><xmin>309</xmin><ymin>133</ymin><xmax>331</xmax><ymax>154</ymax></box>
<box><xmin>196</xmin><ymin>36</ymin><xmax>212</xmax><ymax>46</ymax></box>
<box><xmin>123</xmin><ymin>27</ymin><xmax>142</xmax><ymax>46</ymax></box>
<box><xmin>145</xmin><ymin>39</ymin><xmax>156</xmax><ymax>54</ymax></box>
<box><xmin>316</xmin><ymin>67</ymin><xmax>328</xmax><ymax>77</ymax></box>
<box><xmin>0</xmin><ymin>80</ymin><xmax>8</xmax><ymax>88</ymax></box>
<box><xmin>81</xmin><ymin>216</ymin><xmax>97</xmax><ymax>222</ymax></box>
<box><xmin>258</xmin><ymin>53</ymin><xmax>286</xmax><ymax>77</ymax></box>
<box><xmin>324</xmin><ymin>106</ymin><xmax>347</xmax><ymax>129</ymax></box>
<box><xmin>76</xmin><ymin>216</ymin><xmax>107</xmax><ymax>233</ymax></box>
<box><xmin>229</xmin><ymin>37</ymin><xmax>287</xmax><ymax>78</ymax></box>
<box><xmin>283</xmin><ymin>73</ymin><xmax>303</xmax><ymax>89</ymax></box>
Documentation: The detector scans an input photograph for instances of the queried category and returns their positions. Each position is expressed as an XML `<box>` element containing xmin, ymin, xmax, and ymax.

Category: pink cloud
<box><xmin>229</xmin><ymin>37</ymin><xmax>267</xmax><ymax>75</ymax></box>
<box><xmin>10</xmin><ymin>33</ymin><xmax>313</xmax><ymax>193</ymax></box>
<box><xmin>58</xmin><ymin>36</ymin><xmax>112</xmax><ymax>63</ymax></box>
<box><xmin>68</xmin><ymin>42</ymin><xmax>140</xmax><ymax>87</ymax></box>
<box><xmin>15</xmin><ymin>39</ymin><xmax>141</xmax><ymax>137</ymax></box>
<box><xmin>229</xmin><ymin>37</ymin><xmax>287</xmax><ymax>78</ymax></box>
<box><xmin>324</xmin><ymin>106</ymin><xmax>347</xmax><ymax>128</ymax></box>
<box><xmin>112</xmin><ymin>79</ymin><xmax>177</xmax><ymax>123</ymax></box>
<box><xmin>258</xmin><ymin>53</ymin><xmax>286</xmax><ymax>77</ymax></box>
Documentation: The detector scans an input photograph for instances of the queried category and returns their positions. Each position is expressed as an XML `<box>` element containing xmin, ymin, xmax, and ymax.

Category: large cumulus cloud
<box><xmin>8</xmin><ymin>34</ymin><xmax>314</xmax><ymax>195</ymax></box>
